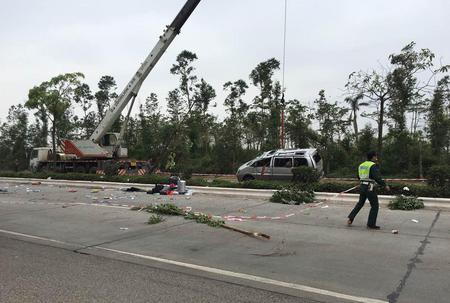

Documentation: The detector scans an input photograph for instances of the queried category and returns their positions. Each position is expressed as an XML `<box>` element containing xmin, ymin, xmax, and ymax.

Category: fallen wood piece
<box><xmin>222</xmin><ymin>224</ymin><xmax>270</xmax><ymax>240</ymax></box>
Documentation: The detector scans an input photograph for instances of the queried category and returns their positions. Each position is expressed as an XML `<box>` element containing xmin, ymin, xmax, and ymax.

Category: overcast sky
<box><xmin>0</xmin><ymin>0</ymin><xmax>449</xmax><ymax>123</ymax></box>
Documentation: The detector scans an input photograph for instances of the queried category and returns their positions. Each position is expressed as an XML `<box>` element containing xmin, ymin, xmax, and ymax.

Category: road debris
<box><xmin>222</xmin><ymin>224</ymin><xmax>270</xmax><ymax>240</ymax></box>
<box><xmin>119</xmin><ymin>227</ymin><xmax>129</xmax><ymax>230</ymax></box>
<box><xmin>134</xmin><ymin>203</ymin><xmax>270</xmax><ymax>239</ymax></box>
<box><xmin>392</xmin><ymin>229</ymin><xmax>399</xmax><ymax>234</ymax></box>
<box><xmin>411</xmin><ymin>219</ymin><xmax>419</xmax><ymax>223</ymax></box>
<box><xmin>121</xmin><ymin>187</ymin><xmax>147</xmax><ymax>192</ymax></box>
<box><xmin>26</xmin><ymin>188</ymin><xmax>40</xmax><ymax>193</ymax></box>
<box><xmin>31</xmin><ymin>181</ymin><xmax>41</xmax><ymax>185</ymax></box>
<box><xmin>68</xmin><ymin>189</ymin><xmax>77</xmax><ymax>193</ymax></box>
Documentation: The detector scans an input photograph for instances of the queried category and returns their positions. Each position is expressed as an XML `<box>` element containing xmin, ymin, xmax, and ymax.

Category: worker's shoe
<box><xmin>347</xmin><ymin>219</ymin><xmax>353</xmax><ymax>226</ymax></box>
<box><xmin>367</xmin><ymin>225</ymin><xmax>380</xmax><ymax>230</ymax></box>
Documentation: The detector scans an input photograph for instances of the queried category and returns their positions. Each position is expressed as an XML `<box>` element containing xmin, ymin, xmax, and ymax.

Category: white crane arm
<box><xmin>90</xmin><ymin>0</ymin><xmax>201</xmax><ymax>143</ymax></box>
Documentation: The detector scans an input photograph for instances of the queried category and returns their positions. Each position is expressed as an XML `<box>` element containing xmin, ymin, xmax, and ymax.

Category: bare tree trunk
<box><xmin>419</xmin><ymin>138</ymin><xmax>424</xmax><ymax>179</ymax></box>
<box><xmin>377</xmin><ymin>97</ymin><xmax>385</xmax><ymax>155</ymax></box>
<box><xmin>353</xmin><ymin>108</ymin><xmax>359</xmax><ymax>144</ymax></box>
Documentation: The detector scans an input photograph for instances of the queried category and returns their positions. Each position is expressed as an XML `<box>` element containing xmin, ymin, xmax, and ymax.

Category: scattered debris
<box><xmin>136</xmin><ymin>203</ymin><xmax>270</xmax><ymax>239</ymax></box>
<box><xmin>251</xmin><ymin>239</ymin><xmax>293</xmax><ymax>257</ymax></box>
<box><xmin>119</xmin><ymin>227</ymin><xmax>129</xmax><ymax>230</ymax></box>
<box><xmin>321</xmin><ymin>205</ymin><xmax>329</xmax><ymax>209</ymax></box>
<box><xmin>26</xmin><ymin>188</ymin><xmax>40</xmax><ymax>193</ymax></box>
<box><xmin>31</xmin><ymin>181</ymin><xmax>41</xmax><ymax>185</ymax></box>
<box><xmin>185</xmin><ymin>212</ymin><xmax>224</xmax><ymax>227</ymax></box>
<box><xmin>91</xmin><ymin>189</ymin><xmax>101</xmax><ymax>193</ymax></box>
<box><xmin>148</xmin><ymin>214</ymin><xmax>164</xmax><ymax>224</ymax></box>
<box><xmin>392</xmin><ymin>229</ymin><xmax>399</xmax><ymax>234</ymax></box>
<box><xmin>411</xmin><ymin>219</ymin><xmax>419</xmax><ymax>223</ymax></box>
<box><xmin>68</xmin><ymin>189</ymin><xmax>77</xmax><ymax>193</ymax></box>
<box><xmin>222</xmin><ymin>224</ymin><xmax>270</xmax><ymax>239</ymax></box>
<box><xmin>122</xmin><ymin>187</ymin><xmax>147</xmax><ymax>192</ymax></box>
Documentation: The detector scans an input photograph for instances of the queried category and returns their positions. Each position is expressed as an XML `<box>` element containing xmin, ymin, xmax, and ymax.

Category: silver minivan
<box><xmin>236</xmin><ymin>148</ymin><xmax>323</xmax><ymax>182</ymax></box>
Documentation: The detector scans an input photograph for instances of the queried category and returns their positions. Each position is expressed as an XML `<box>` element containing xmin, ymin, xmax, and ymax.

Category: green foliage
<box><xmin>271</xmin><ymin>185</ymin><xmax>315</xmax><ymax>204</ymax></box>
<box><xmin>292</xmin><ymin>166</ymin><xmax>321</xmax><ymax>184</ymax></box>
<box><xmin>428</xmin><ymin>76</ymin><xmax>450</xmax><ymax>157</ymax></box>
<box><xmin>0</xmin><ymin>105</ymin><xmax>29</xmax><ymax>171</ymax></box>
<box><xmin>145</xmin><ymin>203</ymin><xmax>184</xmax><ymax>216</ymax></box>
<box><xmin>426</xmin><ymin>165</ymin><xmax>450</xmax><ymax>187</ymax></box>
<box><xmin>1</xmin><ymin>171</ymin><xmax>450</xmax><ymax>198</ymax></box>
<box><xmin>184</xmin><ymin>212</ymin><xmax>224</xmax><ymax>227</ymax></box>
<box><xmin>147</xmin><ymin>214</ymin><xmax>164</xmax><ymax>224</ymax></box>
<box><xmin>3</xmin><ymin>46</ymin><xmax>450</xmax><ymax>183</ymax></box>
<box><xmin>139</xmin><ymin>202</ymin><xmax>224</xmax><ymax>227</ymax></box>
<box><xmin>388</xmin><ymin>195</ymin><xmax>424</xmax><ymax>210</ymax></box>
<box><xmin>95</xmin><ymin>75</ymin><xmax>117</xmax><ymax>120</ymax></box>
<box><xmin>26</xmin><ymin>73</ymin><xmax>85</xmax><ymax>158</ymax></box>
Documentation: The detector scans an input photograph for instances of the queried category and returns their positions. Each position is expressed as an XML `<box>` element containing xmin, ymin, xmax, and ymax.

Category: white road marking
<box><xmin>0</xmin><ymin>225</ymin><xmax>388</xmax><ymax>303</ymax></box>
<box><xmin>0</xmin><ymin>229</ymin><xmax>73</xmax><ymax>246</ymax></box>
<box><xmin>97</xmin><ymin>246</ymin><xmax>388</xmax><ymax>303</ymax></box>
<box><xmin>0</xmin><ymin>200</ymin><xmax>130</xmax><ymax>210</ymax></box>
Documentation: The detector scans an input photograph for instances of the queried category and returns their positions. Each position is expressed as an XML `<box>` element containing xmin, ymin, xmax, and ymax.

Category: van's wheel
<box><xmin>242</xmin><ymin>175</ymin><xmax>255</xmax><ymax>182</ymax></box>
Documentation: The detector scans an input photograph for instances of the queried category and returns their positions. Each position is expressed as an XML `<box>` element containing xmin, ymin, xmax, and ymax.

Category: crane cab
<box><xmin>100</xmin><ymin>132</ymin><xmax>128</xmax><ymax>158</ymax></box>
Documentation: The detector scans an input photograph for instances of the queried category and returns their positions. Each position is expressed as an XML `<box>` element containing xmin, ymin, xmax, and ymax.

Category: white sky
<box><xmin>0</xmin><ymin>0</ymin><xmax>449</xmax><ymax>124</ymax></box>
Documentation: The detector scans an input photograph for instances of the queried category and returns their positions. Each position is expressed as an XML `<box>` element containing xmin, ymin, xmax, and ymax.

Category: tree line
<box><xmin>1</xmin><ymin>42</ymin><xmax>449</xmax><ymax>177</ymax></box>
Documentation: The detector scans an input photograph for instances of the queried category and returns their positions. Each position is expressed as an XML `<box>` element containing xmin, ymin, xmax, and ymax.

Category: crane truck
<box><xmin>29</xmin><ymin>0</ymin><xmax>201</xmax><ymax>174</ymax></box>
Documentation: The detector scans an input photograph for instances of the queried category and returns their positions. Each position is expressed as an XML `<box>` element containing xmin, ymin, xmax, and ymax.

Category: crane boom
<box><xmin>90</xmin><ymin>0</ymin><xmax>201</xmax><ymax>143</ymax></box>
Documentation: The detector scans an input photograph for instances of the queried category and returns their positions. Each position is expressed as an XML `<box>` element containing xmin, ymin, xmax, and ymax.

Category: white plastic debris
<box><xmin>119</xmin><ymin>227</ymin><xmax>129</xmax><ymax>230</ymax></box>
<box><xmin>321</xmin><ymin>205</ymin><xmax>329</xmax><ymax>209</ymax></box>
<box><xmin>411</xmin><ymin>219</ymin><xmax>419</xmax><ymax>223</ymax></box>
<box><xmin>403</xmin><ymin>186</ymin><xmax>410</xmax><ymax>191</ymax></box>
<box><xmin>26</xmin><ymin>188</ymin><xmax>40</xmax><ymax>193</ymax></box>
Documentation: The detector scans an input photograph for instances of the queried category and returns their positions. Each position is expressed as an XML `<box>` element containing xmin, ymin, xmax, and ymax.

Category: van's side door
<box><xmin>252</xmin><ymin>157</ymin><xmax>272</xmax><ymax>180</ymax></box>
<box><xmin>272</xmin><ymin>157</ymin><xmax>293</xmax><ymax>180</ymax></box>
<box><xmin>294</xmin><ymin>157</ymin><xmax>309</xmax><ymax>168</ymax></box>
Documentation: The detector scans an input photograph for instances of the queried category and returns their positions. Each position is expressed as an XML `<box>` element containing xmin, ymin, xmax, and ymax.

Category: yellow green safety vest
<box><xmin>358</xmin><ymin>161</ymin><xmax>375</xmax><ymax>182</ymax></box>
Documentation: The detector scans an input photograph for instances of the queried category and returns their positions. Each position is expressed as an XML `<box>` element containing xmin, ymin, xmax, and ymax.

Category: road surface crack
<box><xmin>387</xmin><ymin>210</ymin><xmax>441</xmax><ymax>303</ymax></box>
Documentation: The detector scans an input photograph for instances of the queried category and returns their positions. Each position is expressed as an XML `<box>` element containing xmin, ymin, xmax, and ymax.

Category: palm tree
<box><xmin>345</xmin><ymin>94</ymin><xmax>367</xmax><ymax>143</ymax></box>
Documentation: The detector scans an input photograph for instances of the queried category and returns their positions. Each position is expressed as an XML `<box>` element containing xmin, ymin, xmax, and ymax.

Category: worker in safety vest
<box><xmin>347</xmin><ymin>151</ymin><xmax>390</xmax><ymax>229</ymax></box>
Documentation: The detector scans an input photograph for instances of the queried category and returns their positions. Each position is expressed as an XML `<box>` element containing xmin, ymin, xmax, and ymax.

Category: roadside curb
<box><xmin>1</xmin><ymin>177</ymin><xmax>449</xmax><ymax>209</ymax></box>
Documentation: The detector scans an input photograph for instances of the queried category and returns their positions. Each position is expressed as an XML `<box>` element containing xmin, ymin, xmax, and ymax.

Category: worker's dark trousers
<box><xmin>348</xmin><ymin>185</ymin><xmax>379</xmax><ymax>227</ymax></box>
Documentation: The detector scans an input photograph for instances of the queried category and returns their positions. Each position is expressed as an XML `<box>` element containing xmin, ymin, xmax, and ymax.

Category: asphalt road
<box><xmin>0</xmin><ymin>236</ymin><xmax>316</xmax><ymax>303</ymax></box>
<box><xmin>0</xmin><ymin>181</ymin><xmax>449</xmax><ymax>303</ymax></box>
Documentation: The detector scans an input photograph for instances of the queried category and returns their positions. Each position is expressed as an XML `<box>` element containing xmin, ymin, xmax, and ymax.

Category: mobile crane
<box><xmin>29</xmin><ymin>0</ymin><xmax>201</xmax><ymax>174</ymax></box>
